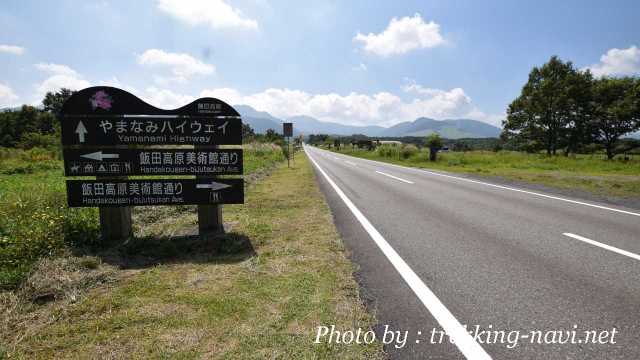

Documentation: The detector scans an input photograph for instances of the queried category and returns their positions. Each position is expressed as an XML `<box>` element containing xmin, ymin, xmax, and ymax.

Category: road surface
<box><xmin>305</xmin><ymin>145</ymin><xmax>640</xmax><ymax>360</ymax></box>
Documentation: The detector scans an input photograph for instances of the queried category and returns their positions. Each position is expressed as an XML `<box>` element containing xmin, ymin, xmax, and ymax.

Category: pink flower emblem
<box><xmin>89</xmin><ymin>90</ymin><xmax>113</xmax><ymax>110</ymax></box>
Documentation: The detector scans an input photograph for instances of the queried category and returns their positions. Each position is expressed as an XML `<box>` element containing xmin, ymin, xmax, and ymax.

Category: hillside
<box><xmin>287</xmin><ymin>115</ymin><xmax>386</xmax><ymax>136</ymax></box>
<box><xmin>382</xmin><ymin>118</ymin><xmax>501</xmax><ymax>138</ymax></box>
<box><xmin>234</xmin><ymin>104</ymin><xmax>501</xmax><ymax>138</ymax></box>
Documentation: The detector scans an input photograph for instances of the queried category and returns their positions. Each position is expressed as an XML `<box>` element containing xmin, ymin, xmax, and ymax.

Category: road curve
<box><xmin>305</xmin><ymin>145</ymin><xmax>640</xmax><ymax>360</ymax></box>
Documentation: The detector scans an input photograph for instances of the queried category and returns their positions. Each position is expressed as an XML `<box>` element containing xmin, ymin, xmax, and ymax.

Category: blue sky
<box><xmin>1</xmin><ymin>0</ymin><xmax>639</xmax><ymax>127</ymax></box>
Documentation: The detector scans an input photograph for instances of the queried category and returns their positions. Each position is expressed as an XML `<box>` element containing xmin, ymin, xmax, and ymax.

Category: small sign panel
<box><xmin>283</xmin><ymin>122</ymin><xmax>293</xmax><ymax>137</ymax></box>
<box><xmin>66</xmin><ymin>178</ymin><xmax>244</xmax><ymax>207</ymax></box>
<box><xmin>61</xmin><ymin>117</ymin><xmax>242</xmax><ymax>146</ymax></box>
<box><xmin>63</xmin><ymin>149</ymin><xmax>243</xmax><ymax>176</ymax></box>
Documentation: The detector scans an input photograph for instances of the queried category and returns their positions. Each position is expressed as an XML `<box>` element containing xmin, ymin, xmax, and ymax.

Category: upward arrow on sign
<box><xmin>75</xmin><ymin>121</ymin><xmax>88</xmax><ymax>143</ymax></box>
<box><xmin>196</xmin><ymin>181</ymin><xmax>232</xmax><ymax>191</ymax></box>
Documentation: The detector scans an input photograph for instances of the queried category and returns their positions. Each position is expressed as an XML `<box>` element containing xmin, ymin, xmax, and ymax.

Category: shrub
<box><xmin>376</xmin><ymin>144</ymin><xmax>399</xmax><ymax>158</ymax></box>
<box><xmin>400</xmin><ymin>144</ymin><xmax>418</xmax><ymax>159</ymax></box>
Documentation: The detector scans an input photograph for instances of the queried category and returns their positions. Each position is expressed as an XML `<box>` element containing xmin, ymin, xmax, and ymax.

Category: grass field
<box><xmin>0</xmin><ymin>143</ymin><xmax>285</xmax><ymax>290</ymax></box>
<box><xmin>0</xmin><ymin>152</ymin><xmax>382</xmax><ymax>359</ymax></box>
<box><xmin>329</xmin><ymin>145</ymin><xmax>640</xmax><ymax>199</ymax></box>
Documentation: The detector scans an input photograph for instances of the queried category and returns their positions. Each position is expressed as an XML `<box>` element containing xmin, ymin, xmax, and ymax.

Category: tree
<box><xmin>42</xmin><ymin>88</ymin><xmax>76</xmax><ymax>118</ymax></box>
<box><xmin>502</xmin><ymin>56</ymin><xmax>589</xmax><ymax>155</ymax></box>
<box><xmin>242</xmin><ymin>123</ymin><xmax>255</xmax><ymax>142</ymax></box>
<box><xmin>0</xmin><ymin>106</ymin><xmax>58</xmax><ymax>147</ymax></box>
<box><xmin>591</xmin><ymin>77</ymin><xmax>640</xmax><ymax>159</ymax></box>
<box><xmin>264</xmin><ymin>128</ymin><xmax>283</xmax><ymax>144</ymax></box>
<box><xmin>425</xmin><ymin>133</ymin><xmax>443</xmax><ymax>161</ymax></box>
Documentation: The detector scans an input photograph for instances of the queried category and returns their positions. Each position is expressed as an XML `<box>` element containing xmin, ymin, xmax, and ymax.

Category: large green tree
<box><xmin>42</xmin><ymin>88</ymin><xmax>76</xmax><ymax>118</ymax></box>
<box><xmin>425</xmin><ymin>133</ymin><xmax>443</xmax><ymax>161</ymax></box>
<box><xmin>591</xmin><ymin>77</ymin><xmax>640</xmax><ymax>159</ymax></box>
<box><xmin>502</xmin><ymin>56</ymin><xmax>591</xmax><ymax>155</ymax></box>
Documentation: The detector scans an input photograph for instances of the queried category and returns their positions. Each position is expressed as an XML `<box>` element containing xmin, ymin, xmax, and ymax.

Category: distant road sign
<box><xmin>66</xmin><ymin>178</ymin><xmax>244</xmax><ymax>207</ymax></box>
<box><xmin>63</xmin><ymin>148</ymin><xmax>243</xmax><ymax>176</ymax></box>
<box><xmin>61</xmin><ymin>117</ymin><xmax>242</xmax><ymax>146</ymax></box>
<box><xmin>283</xmin><ymin>122</ymin><xmax>293</xmax><ymax>137</ymax></box>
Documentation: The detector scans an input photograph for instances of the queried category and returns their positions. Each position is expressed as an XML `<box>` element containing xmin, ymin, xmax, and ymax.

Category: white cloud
<box><xmin>141</xmin><ymin>87</ymin><xmax>196</xmax><ymax>109</ymax></box>
<box><xmin>0</xmin><ymin>83</ymin><xmax>19</xmax><ymax>107</ymax></box>
<box><xmin>0</xmin><ymin>44</ymin><xmax>25</xmax><ymax>55</ymax></box>
<box><xmin>137</xmin><ymin>49</ymin><xmax>215</xmax><ymax>83</ymax></box>
<box><xmin>586</xmin><ymin>45</ymin><xmax>640</xmax><ymax>77</ymax></box>
<box><xmin>200</xmin><ymin>82</ymin><xmax>499</xmax><ymax>127</ymax></box>
<box><xmin>35</xmin><ymin>63</ymin><xmax>78</xmax><ymax>76</ymax></box>
<box><xmin>353</xmin><ymin>13</ymin><xmax>445</xmax><ymax>57</ymax></box>
<box><xmin>157</xmin><ymin>0</ymin><xmax>258</xmax><ymax>30</ymax></box>
<box><xmin>33</xmin><ymin>63</ymin><xmax>90</xmax><ymax>101</ymax></box>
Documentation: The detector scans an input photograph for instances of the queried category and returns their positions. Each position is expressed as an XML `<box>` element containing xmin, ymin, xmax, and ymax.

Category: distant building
<box><xmin>377</xmin><ymin>140</ymin><xmax>402</xmax><ymax>146</ymax></box>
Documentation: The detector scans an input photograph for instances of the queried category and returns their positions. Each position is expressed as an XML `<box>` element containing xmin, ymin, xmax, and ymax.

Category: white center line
<box><xmin>563</xmin><ymin>233</ymin><xmax>640</xmax><ymax>261</ymax></box>
<box><xmin>375</xmin><ymin>170</ymin><xmax>414</xmax><ymax>184</ymax></box>
<box><xmin>306</xmin><ymin>149</ymin><xmax>492</xmax><ymax>360</ymax></box>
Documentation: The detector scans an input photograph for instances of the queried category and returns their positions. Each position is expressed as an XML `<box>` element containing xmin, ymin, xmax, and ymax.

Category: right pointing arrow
<box><xmin>196</xmin><ymin>181</ymin><xmax>232</xmax><ymax>191</ymax></box>
<box><xmin>75</xmin><ymin>121</ymin><xmax>88</xmax><ymax>143</ymax></box>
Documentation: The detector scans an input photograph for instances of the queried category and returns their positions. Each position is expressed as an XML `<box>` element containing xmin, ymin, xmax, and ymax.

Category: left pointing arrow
<box><xmin>80</xmin><ymin>151</ymin><xmax>120</xmax><ymax>161</ymax></box>
<box><xmin>75</xmin><ymin>121</ymin><xmax>88</xmax><ymax>143</ymax></box>
<box><xmin>196</xmin><ymin>181</ymin><xmax>232</xmax><ymax>191</ymax></box>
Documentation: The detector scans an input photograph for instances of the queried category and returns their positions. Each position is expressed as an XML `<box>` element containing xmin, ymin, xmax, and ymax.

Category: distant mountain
<box><xmin>287</xmin><ymin>115</ymin><xmax>386</xmax><ymax>136</ymax></box>
<box><xmin>233</xmin><ymin>104</ymin><xmax>501</xmax><ymax>139</ymax></box>
<box><xmin>234</xmin><ymin>105</ymin><xmax>285</xmax><ymax>134</ymax></box>
<box><xmin>234</xmin><ymin>104</ymin><xmax>282</xmax><ymax>123</ymax></box>
<box><xmin>381</xmin><ymin>118</ymin><xmax>501</xmax><ymax>138</ymax></box>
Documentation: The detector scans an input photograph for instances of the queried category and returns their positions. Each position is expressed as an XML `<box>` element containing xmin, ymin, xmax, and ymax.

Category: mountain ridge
<box><xmin>235</xmin><ymin>104</ymin><xmax>503</xmax><ymax>138</ymax></box>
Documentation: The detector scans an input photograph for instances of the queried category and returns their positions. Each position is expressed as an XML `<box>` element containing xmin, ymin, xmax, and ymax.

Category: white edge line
<box><xmin>345</xmin><ymin>160</ymin><xmax>357</xmax><ymax>166</ymax></box>
<box><xmin>306</xmin><ymin>148</ymin><xmax>492</xmax><ymax>360</ymax></box>
<box><xmin>375</xmin><ymin>170</ymin><xmax>414</xmax><ymax>184</ymax></box>
<box><xmin>563</xmin><ymin>233</ymin><xmax>640</xmax><ymax>261</ymax></box>
<box><xmin>322</xmin><ymin>148</ymin><xmax>640</xmax><ymax>218</ymax></box>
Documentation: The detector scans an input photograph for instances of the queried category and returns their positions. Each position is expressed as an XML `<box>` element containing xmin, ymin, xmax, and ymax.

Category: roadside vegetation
<box><xmin>1</xmin><ymin>153</ymin><xmax>382</xmax><ymax>359</ymax></box>
<box><xmin>326</xmin><ymin>144</ymin><xmax>640</xmax><ymax>198</ymax></box>
<box><xmin>1</xmin><ymin>88</ymin><xmax>380</xmax><ymax>358</ymax></box>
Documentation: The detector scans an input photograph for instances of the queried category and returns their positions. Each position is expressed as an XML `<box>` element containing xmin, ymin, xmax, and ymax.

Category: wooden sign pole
<box><xmin>98</xmin><ymin>175</ymin><xmax>132</xmax><ymax>242</ymax></box>
<box><xmin>197</xmin><ymin>144</ymin><xmax>224</xmax><ymax>236</ymax></box>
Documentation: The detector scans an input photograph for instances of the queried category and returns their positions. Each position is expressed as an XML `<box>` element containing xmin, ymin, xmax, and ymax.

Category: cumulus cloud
<box><xmin>586</xmin><ymin>46</ymin><xmax>640</xmax><ymax>77</ymax></box>
<box><xmin>137</xmin><ymin>49</ymin><xmax>215</xmax><ymax>83</ymax></box>
<box><xmin>141</xmin><ymin>87</ymin><xmax>196</xmax><ymax>109</ymax></box>
<box><xmin>0</xmin><ymin>44</ymin><xmax>25</xmax><ymax>55</ymax></box>
<box><xmin>157</xmin><ymin>0</ymin><xmax>258</xmax><ymax>30</ymax></box>
<box><xmin>0</xmin><ymin>83</ymin><xmax>19</xmax><ymax>107</ymax></box>
<box><xmin>196</xmin><ymin>82</ymin><xmax>499</xmax><ymax>127</ymax></box>
<box><xmin>353</xmin><ymin>13</ymin><xmax>445</xmax><ymax>57</ymax></box>
<box><xmin>34</xmin><ymin>63</ymin><xmax>90</xmax><ymax>101</ymax></box>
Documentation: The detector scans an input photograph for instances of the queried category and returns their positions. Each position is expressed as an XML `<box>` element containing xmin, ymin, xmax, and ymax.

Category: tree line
<box><xmin>502</xmin><ymin>56</ymin><xmax>640</xmax><ymax>159</ymax></box>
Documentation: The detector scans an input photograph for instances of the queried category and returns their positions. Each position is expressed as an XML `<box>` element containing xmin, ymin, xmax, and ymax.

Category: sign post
<box><xmin>60</xmin><ymin>86</ymin><xmax>244</xmax><ymax>242</ymax></box>
<box><xmin>283</xmin><ymin>122</ymin><xmax>293</xmax><ymax>168</ymax></box>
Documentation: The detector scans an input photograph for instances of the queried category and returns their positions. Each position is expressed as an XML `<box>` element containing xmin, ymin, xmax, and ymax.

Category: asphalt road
<box><xmin>305</xmin><ymin>145</ymin><xmax>640</xmax><ymax>360</ymax></box>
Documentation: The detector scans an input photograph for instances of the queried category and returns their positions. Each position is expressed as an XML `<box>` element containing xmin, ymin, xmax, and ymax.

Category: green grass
<box><xmin>0</xmin><ymin>143</ymin><xmax>285</xmax><ymax>290</ymax></box>
<box><xmin>1</xmin><ymin>153</ymin><xmax>383</xmax><ymax>359</ymax></box>
<box><xmin>330</xmin><ymin>145</ymin><xmax>640</xmax><ymax>198</ymax></box>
